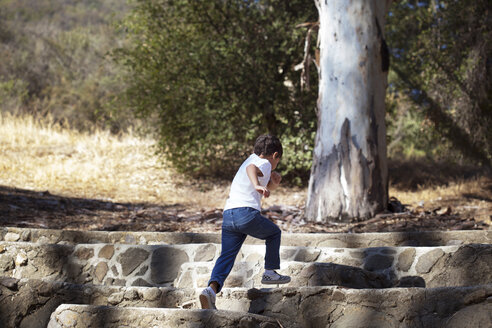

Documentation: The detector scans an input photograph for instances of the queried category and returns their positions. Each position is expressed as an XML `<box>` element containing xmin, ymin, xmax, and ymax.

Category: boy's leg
<box><xmin>238</xmin><ymin>211</ymin><xmax>281</xmax><ymax>270</ymax></box>
<box><xmin>239</xmin><ymin>213</ymin><xmax>291</xmax><ymax>284</ymax></box>
<box><xmin>208</xmin><ymin>228</ymin><xmax>247</xmax><ymax>293</ymax></box>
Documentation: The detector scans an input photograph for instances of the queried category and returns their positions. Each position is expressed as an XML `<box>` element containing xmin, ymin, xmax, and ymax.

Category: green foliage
<box><xmin>3</xmin><ymin>0</ymin><xmax>489</xmax><ymax>185</ymax></box>
<box><xmin>0</xmin><ymin>79</ymin><xmax>29</xmax><ymax>111</ymax></box>
<box><xmin>386</xmin><ymin>0</ymin><xmax>492</xmax><ymax>165</ymax></box>
<box><xmin>114</xmin><ymin>0</ymin><xmax>318</xmax><ymax>179</ymax></box>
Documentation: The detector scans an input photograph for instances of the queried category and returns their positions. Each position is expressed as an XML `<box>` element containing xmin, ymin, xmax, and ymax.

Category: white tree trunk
<box><xmin>305</xmin><ymin>0</ymin><xmax>392</xmax><ymax>222</ymax></box>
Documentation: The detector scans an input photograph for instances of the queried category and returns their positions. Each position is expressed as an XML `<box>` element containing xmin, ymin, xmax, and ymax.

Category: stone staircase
<box><xmin>1</xmin><ymin>227</ymin><xmax>491</xmax><ymax>327</ymax></box>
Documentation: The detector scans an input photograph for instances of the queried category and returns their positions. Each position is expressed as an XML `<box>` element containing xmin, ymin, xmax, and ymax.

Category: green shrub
<box><xmin>114</xmin><ymin>0</ymin><xmax>318</xmax><ymax>180</ymax></box>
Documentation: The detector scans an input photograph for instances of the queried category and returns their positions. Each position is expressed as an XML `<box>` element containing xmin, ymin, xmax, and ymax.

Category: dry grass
<box><xmin>0</xmin><ymin>113</ymin><xmax>305</xmax><ymax>210</ymax></box>
<box><xmin>0</xmin><ymin>113</ymin><xmax>490</xmax><ymax>225</ymax></box>
<box><xmin>389</xmin><ymin>160</ymin><xmax>492</xmax><ymax>225</ymax></box>
<box><xmin>0</xmin><ymin>113</ymin><xmax>224</xmax><ymax>208</ymax></box>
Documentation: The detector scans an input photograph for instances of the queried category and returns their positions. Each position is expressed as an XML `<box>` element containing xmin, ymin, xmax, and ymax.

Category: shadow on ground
<box><xmin>389</xmin><ymin>159</ymin><xmax>491</xmax><ymax>191</ymax></box>
<box><xmin>0</xmin><ymin>185</ymin><xmax>192</xmax><ymax>232</ymax></box>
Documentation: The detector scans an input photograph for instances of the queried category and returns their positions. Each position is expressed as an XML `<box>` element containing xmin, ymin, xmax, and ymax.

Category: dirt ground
<box><xmin>1</xmin><ymin>114</ymin><xmax>490</xmax><ymax>234</ymax></box>
<box><xmin>1</xmin><ymin>171</ymin><xmax>490</xmax><ymax>234</ymax></box>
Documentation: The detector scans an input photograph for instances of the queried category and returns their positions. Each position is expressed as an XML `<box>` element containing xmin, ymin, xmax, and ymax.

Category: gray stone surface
<box><xmin>295</xmin><ymin>262</ymin><xmax>393</xmax><ymax>288</ymax></box>
<box><xmin>0</xmin><ymin>225</ymin><xmax>490</xmax><ymax>327</ymax></box>
<box><xmin>47</xmin><ymin>305</ymin><xmax>280</xmax><ymax>328</ymax></box>
<box><xmin>397</xmin><ymin>248</ymin><xmax>416</xmax><ymax>272</ymax></box>
<box><xmin>416</xmin><ymin>248</ymin><xmax>445</xmax><ymax>273</ymax></box>
<box><xmin>98</xmin><ymin>245</ymin><xmax>114</xmax><ymax>259</ymax></box>
<box><xmin>3</xmin><ymin>278</ymin><xmax>492</xmax><ymax>328</ymax></box>
<box><xmin>150</xmin><ymin>246</ymin><xmax>189</xmax><ymax>284</ymax></box>
<box><xmin>2</xmin><ymin>227</ymin><xmax>490</xmax><ymax>247</ymax></box>
<box><xmin>1</xmin><ymin>242</ymin><xmax>490</xmax><ymax>288</ymax></box>
<box><xmin>74</xmin><ymin>247</ymin><xmax>93</xmax><ymax>260</ymax></box>
<box><xmin>118</xmin><ymin>247</ymin><xmax>150</xmax><ymax>276</ymax></box>
<box><xmin>193</xmin><ymin>243</ymin><xmax>216</xmax><ymax>262</ymax></box>
<box><xmin>94</xmin><ymin>262</ymin><xmax>108</xmax><ymax>283</ymax></box>
<box><xmin>444</xmin><ymin>303</ymin><xmax>492</xmax><ymax>328</ymax></box>
<box><xmin>363</xmin><ymin>254</ymin><xmax>394</xmax><ymax>271</ymax></box>
<box><xmin>426</xmin><ymin>244</ymin><xmax>492</xmax><ymax>288</ymax></box>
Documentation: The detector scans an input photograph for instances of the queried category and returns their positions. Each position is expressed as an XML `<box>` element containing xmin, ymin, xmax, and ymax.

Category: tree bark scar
<box><xmin>340</xmin><ymin>118</ymin><xmax>352</xmax><ymax>189</ymax></box>
<box><xmin>375</xmin><ymin>17</ymin><xmax>390</xmax><ymax>72</ymax></box>
<box><xmin>308</xmin><ymin>116</ymin><xmax>385</xmax><ymax>221</ymax></box>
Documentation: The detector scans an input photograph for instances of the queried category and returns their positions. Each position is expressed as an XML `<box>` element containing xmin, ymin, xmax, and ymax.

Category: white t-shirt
<box><xmin>224</xmin><ymin>154</ymin><xmax>271</xmax><ymax>211</ymax></box>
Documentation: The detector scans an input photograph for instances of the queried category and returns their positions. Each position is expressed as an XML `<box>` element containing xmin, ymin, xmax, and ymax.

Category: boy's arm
<box><xmin>246</xmin><ymin>164</ymin><xmax>270</xmax><ymax>198</ymax></box>
<box><xmin>267</xmin><ymin>171</ymin><xmax>281</xmax><ymax>190</ymax></box>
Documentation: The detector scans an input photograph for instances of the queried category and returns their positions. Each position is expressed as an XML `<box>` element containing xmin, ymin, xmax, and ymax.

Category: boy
<box><xmin>199</xmin><ymin>134</ymin><xmax>291</xmax><ymax>310</ymax></box>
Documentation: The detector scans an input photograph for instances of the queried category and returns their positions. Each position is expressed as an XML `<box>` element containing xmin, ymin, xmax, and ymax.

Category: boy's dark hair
<box><xmin>254</xmin><ymin>134</ymin><xmax>283</xmax><ymax>158</ymax></box>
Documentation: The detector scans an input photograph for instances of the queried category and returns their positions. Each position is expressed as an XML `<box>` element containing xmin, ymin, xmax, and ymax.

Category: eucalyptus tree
<box><xmin>305</xmin><ymin>0</ymin><xmax>392</xmax><ymax>222</ymax></box>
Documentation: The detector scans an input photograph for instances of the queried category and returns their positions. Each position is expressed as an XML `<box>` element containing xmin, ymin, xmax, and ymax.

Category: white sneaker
<box><xmin>261</xmin><ymin>270</ymin><xmax>291</xmax><ymax>285</ymax></box>
<box><xmin>199</xmin><ymin>286</ymin><xmax>217</xmax><ymax>310</ymax></box>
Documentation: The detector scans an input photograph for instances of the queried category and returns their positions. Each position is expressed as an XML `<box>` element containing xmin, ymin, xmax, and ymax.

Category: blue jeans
<box><xmin>208</xmin><ymin>207</ymin><xmax>281</xmax><ymax>292</ymax></box>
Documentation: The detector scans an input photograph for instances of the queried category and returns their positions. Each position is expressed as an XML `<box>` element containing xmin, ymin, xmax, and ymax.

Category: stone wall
<box><xmin>2</xmin><ymin>227</ymin><xmax>490</xmax><ymax>247</ymax></box>
<box><xmin>2</xmin><ymin>278</ymin><xmax>491</xmax><ymax>328</ymax></box>
<box><xmin>1</xmin><ymin>226</ymin><xmax>490</xmax><ymax>328</ymax></box>
<box><xmin>47</xmin><ymin>305</ymin><xmax>279</xmax><ymax>328</ymax></box>
<box><xmin>1</xmin><ymin>241</ymin><xmax>490</xmax><ymax>289</ymax></box>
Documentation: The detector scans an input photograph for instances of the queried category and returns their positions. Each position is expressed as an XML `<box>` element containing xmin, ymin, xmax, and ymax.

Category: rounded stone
<box><xmin>21</xmin><ymin>230</ymin><xmax>31</xmax><ymax>241</ymax></box>
<box><xmin>281</xmin><ymin>249</ymin><xmax>297</xmax><ymax>260</ymax></box>
<box><xmin>224</xmin><ymin>275</ymin><xmax>244</xmax><ymax>287</ymax></box>
<box><xmin>57</xmin><ymin>309</ymin><xmax>78</xmax><ymax>326</ymax></box>
<box><xmin>117</xmin><ymin>248</ymin><xmax>150</xmax><ymax>276</ymax></box>
<box><xmin>397</xmin><ymin>248</ymin><xmax>416</xmax><ymax>272</ymax></box>
<box><xmin>445</xmin><ymin>303</ymin><xmax>492</xmax><ymax>328</ymax></box>
<box><xmin>295</xmin><ymin>248</ymin><xmax>321</xmax><ymax>262</ymax></box>
<box><xmin>4</xmin><ymin>233</ymin><xmax>20</xmax><ymax>242</ymax></box>
<box><xmin>142</xmin><ymin>287</ymin><xmax>161</xmax><ymax>301</ymax></box>
<box><xmin>98</xmin><ymin>245</ymin><xmax>115</xmax><ymax>260</ymax></box>
<box><xmin>363</xmin><ymin>254</ymin><xmax>394</xmax><ymax>271</ymax></box>
<box><xmin>74</xmin><ymin>247</ymin><xmax>94</xmax><ymax>260</ymax></box>
<box><xmin>175</xmin><ymin>270</ymin><xmax>193</xmax><ymax>288</ymax></box>
<box><xmin>15</xmin><ymin>252</ymin><xmax>28</xmax><ymax>267</ymax></box>
<box><xmin>349</xmin><ymin>250</ymin><xmax>365</xmax><ymax>259</ymax></box>
<box><xmin>94</xmin><ymin>262</ymin><xmax>108</xmax><ymax>283</ymax></box>
<box><xmin>111</xmin><ymin>265</ymin><xmax>119</xmax><ymax>276</ymax></box>
<box><xmin>416</xmin><ymin>249</ymin><xmax>444</xmax><ymax>274</ymax></box>
<box><xmin>150</xmin><ymin>246</ymin><xmax>189</xmax><ymax>284</ymax></box>
<box><xmin>194</xmin><ymin>244</ymin><xmax>216</xmax><ymax>262</ymax></box>
<box><xmin>108</xmin><ymin>292</ymin><xmax>124</xmax><ymax>304</ymax></box>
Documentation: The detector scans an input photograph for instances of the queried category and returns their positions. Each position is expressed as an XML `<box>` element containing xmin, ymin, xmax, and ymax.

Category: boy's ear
<box><xmin>273</xmin><ymin>152</ymin><xmax>279</xmax><ymax>159</ymax></box>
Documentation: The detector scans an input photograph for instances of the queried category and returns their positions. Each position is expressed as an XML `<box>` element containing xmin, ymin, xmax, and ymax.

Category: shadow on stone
<box><xmin>150</xmin><ymin>246</ymin><xmax>190</xmax><ymax>285</ymax></box>
<box><xmin>0</xmin><ymin>185</ymin><xmax>185</xmax><ymax>232</ymax></box>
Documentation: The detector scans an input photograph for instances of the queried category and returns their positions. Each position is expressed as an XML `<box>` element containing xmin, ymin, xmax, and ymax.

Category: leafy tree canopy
<box><xmin>114</xmin><ymin>0</ymin><xmax>318</xmax><ymax>180</ymax></box>
<box><xmin>386</xmin><ymin>0</ymin><xmax>491</xmax><ymax>165</ymax></box>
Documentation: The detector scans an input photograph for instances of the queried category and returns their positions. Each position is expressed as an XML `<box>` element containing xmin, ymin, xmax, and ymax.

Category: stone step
<box><xmin>2</xmin><ymin>226</ymin><xmax>490</xmax><ymax>247</ymax></box>
<box><xmin>47</xmin><ymin>305</ymin><xmax>280</xmax><ymax>328</ymax></box>
<box><xmin>1</xmin><ymin>241</ymin><xmax>490</xmax><ymax>288</ymax></box>
<box><xmin>176</xmin><ymin>243</ymin><xmax>492</xmax><ymax>289</ymax></box>
<box><xmin>3</xmin><ymin>278</ymin><xmax>491</xmax><ymax>328</ymax></box>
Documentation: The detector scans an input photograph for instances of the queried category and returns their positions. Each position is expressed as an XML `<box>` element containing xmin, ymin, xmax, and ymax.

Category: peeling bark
<box><xmin>306</xmin><ymin>0</ymin><xmax>391</xmax><ymax>222</ymax></box>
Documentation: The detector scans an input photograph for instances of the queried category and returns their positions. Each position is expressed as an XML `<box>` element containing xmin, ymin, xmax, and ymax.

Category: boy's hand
<box><xmin>255</xmin><ymin>185</ymin><xmax>270</xmax><ymax>198</ymax></box>
<box><xmin>267</xmin><ymin>171</ymin><xmax>281</xmax><ymax>191</ymax></box>
<box><xmin>270</xmin><ymin>171</ymin><xmax>282</xmax><ymax>185</ymax></box>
